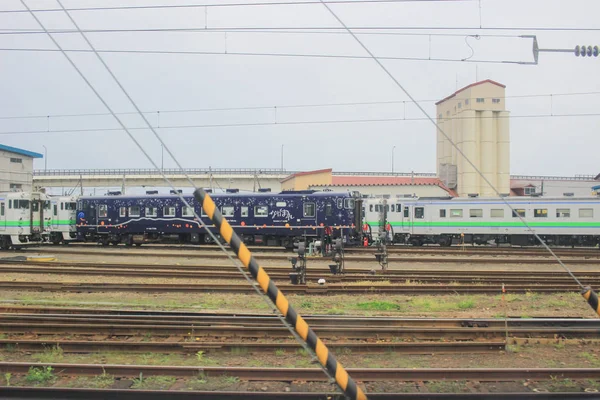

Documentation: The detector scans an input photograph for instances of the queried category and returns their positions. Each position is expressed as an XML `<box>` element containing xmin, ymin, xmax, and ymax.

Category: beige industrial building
<box><xmin>436</xmin><ymin>80</ymin><xmax>510</xmax><ymax>197</ymax></box>
<box><xmin>0</xmin><ymin>144</ymin><xmax>43</xmax><ymax>192</ymax></box>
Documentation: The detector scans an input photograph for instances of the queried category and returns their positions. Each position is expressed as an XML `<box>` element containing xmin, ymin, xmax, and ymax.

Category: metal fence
<box><xmin>33</xmin><ymin>168</ymin><xmax>295</xmax><ymax>176</ymax></box>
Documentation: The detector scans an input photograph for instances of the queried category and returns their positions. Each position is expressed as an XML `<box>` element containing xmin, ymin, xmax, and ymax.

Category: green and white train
<box><xmin>47</xmin><ymin>195</ymin><xmax>78</xmax><ymax>244</ymax></box>
<box><xmin>0</xmin><ymin>191</ymin><xmax>52</xmax><ymax>249</ymax></box>
<box><xmin>363</xmin><ymin>196</ymin><xmax>600</xmax><ymax>247</ymax></box>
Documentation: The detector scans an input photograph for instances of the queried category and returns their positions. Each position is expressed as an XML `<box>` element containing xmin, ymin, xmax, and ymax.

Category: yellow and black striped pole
<box><xmin>194</xmin><ymin>188</ymin><xmax>367</xmax><ymax>400</ymax></box>
<box><xmin>581</xmin><ymin>286</ymin><xmax>600</xmax><ymax>316</ymax></box>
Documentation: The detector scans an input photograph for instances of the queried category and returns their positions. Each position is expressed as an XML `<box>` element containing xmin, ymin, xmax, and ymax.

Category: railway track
<box><xmin>0</xmin><ymin>362</ymin><xmax>599</xmax><ymax>382</ymax></box>
<box><xmin>28</xmin><ymin>247</ymin><xmax>600</xmax><ymax>264</ymax></box>
<box><xmin>0</xmin><ymin>309</ymin><xmax>597</xmax><ymax>340</ymax></box>
<box><xmin>2</xmin><ymin>388</ymin><xmax>598</xmax><ymax>400</ymax></box>
<box><xmin>2</xmin><ymin>261</ymin><xmax>600</xmax><ymax>286</ymax></box>
<box><xmin>41</xmin><ymin>242</ymin><xmax>600</xmax><ymax>258</ymax></box>
<box><xmin>0</xmin><ymin>280</ymin><xmax>589</xmax><ymax>294</ymax></box>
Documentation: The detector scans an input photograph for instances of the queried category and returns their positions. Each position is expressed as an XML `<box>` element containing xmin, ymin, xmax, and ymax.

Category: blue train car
<box><xmin>76</xmin><ymin>190</ymin><xmax>361</xmax><ymax>247</ymax></box>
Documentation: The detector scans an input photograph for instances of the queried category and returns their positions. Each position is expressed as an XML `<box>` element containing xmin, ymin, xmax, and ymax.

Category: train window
<box><xmin>556</xmin><ymin>208</ymin><xmax>570</xmax><ymax>218</ymax></box>
<box><xmin>404</xmin><ymin>207</ymin><xmax>409</xmax><ymax>217</ymax></box>
<box><xmin>397</xmin><ymin>204</ymin><xmax>401</xmax><ymax>213</ymax></box>
<box><xmin>182</xmin><ymin>206</ymin><xmax>194</xmax><ymax>217</ymax></box>
<box><xmin>303</xmin><ymin>203</ymin><xmax>316</xmax><ymax>218</ymax></box>
<box><xmin>60</xmin><ymin>203</ymin><xmax>64</xmax><ymax>210</ymax></box>
<box><xmin>98</xmin><ymin>204</ymin><xmax>108</xmax><ymax>217</ymax></box>
<box><xmin>1</xmin><ymin>203</ymin><xmax>4</xmax><ymax>216</ymax></box>
<box><xmin>534</xmin><ymin>209</ymin><xmax>548</xmax><ymax>218</ymax></box>
<box><xmin>490</xmin><ymin>209</ymin><xmax>504</xmax><ymax>218</ymax></box>
<box><xmin>469</xmin><ymin>209</ymin><xmax>483</xmax><ymax>218</ymax></box>
<box><xmin>579</xmin><ymin>208</ymin><xmax>594</xmax><ymax>218</ymax></box>
<box><xmin>44</xmin><ymin>201</ymin><xmax>51</xmax><ymax>210</ymax></box>
<box><xmin>241</xmin><ymin>207</ymin><xmax>249</xmax><ymax>217</ymax></box>
<box><xmin>375</xmin><ymin>205</ymin><xmax>380</xmax><ymax>212</ymax></box>
<box><xmin>164</xmin><ymin>206</ymin><xmax>176</xmax><ymax>217</ymax></box>
<box><xmin>129</xmin><ymin>206</ymin><xmax>141</xmax><ymax>217</ymax></box>
<box><xmin>146</xmin><ymin>207</ymin><xmax>158</xmax><ymax>217</ymax></box>
<box><xmin>512</xmin><ymin>209</ymin><xmax>526</xmax><ymax>218</ymax></box>
<box><xmin>32</xmin><ymin>202</ymin><xmax>39</xmax><ymax>212</ymax></box>
<box><xmin>337</xmin><ymin>199</ymin><xmax>343</xmax><ymax>209</ymax></box>
<box><xmin>53</xmin><ymin>204</ymin><xmax>57</xmax><ymax>216</ymax></box>
<box><xmin>7</xmin><ymin>200</ymin><xmax>10</xmax><ymax>209</ymax></box>
<box><xmin>344</xmin><ymin>199</ymin><xmax>355</xmax><ymax>209</ymax></box>
<box><xmin>450</xmin><ymin>209</ymin><xmax>463</xmax><ymax>218</ymax></box>
<box><xmin>119</xmin><ymin>207</ymin><xmax>126</xmax><ymax>217</ymax></box>
<box><xmin>77</xmin><ymin>201</ymin><xmax>82</xmax><ymax>210</ymax></box>
<box><xmin>255</xmin><ymin>206</ymin><xmax>268</xmax><ymax>217</ymax></box>
<box><xmin>325</xmin><ymin>203</ymin><xmax>332</xmax><ymax>217</ymax></box>
<box><xmin>66</xmin><ymin>203</ymin><xmax>76</xmax><ymax>210</ymax></box>
<box><xmin>222</xmin><ymin>206</ymin><xmax>235</xmax><ymax>217</ymax></box>
<box><xmin>369</xmin><ymin>204</ymin><xmax>373</xmax><ymax>212</ymax></box>
<box><xmin>391</xmin><ymin>205</ymin><xmax>395</xmax><ymax>212</ymax></box>
<box><xmin>385</xmin><ymin>204</ymin><xmax>390</xmax><ymax>212</ymax></box>
<box><xmin>414</xmin><ymin>207</ymin><xmax>424</xmax><ymax>219</ymax></box>
<box><xmin>439</xmin><ymin>209</ymin><xmax>446</xmax><ymax>218</ymax></box>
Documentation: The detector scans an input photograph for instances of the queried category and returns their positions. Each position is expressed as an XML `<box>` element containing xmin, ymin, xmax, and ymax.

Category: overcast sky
<box><xmin>0</xmin><ymin>0</ymin><xmax>598</xmax><ymax>176</ymax></box>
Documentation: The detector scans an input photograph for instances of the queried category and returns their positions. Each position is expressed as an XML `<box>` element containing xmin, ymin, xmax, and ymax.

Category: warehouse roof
<box><xmin>312</xmin><ymin>176</ymin><xmax>458</xmax><ymax>197</ymax></box>
<box><xmin>435</xmin><ymin>79</ymin><xmax>506</xmax><ymax>105</ymax></box>
<box><xmin>0</xmin><ymin>144</ymin><xmax>43</xmax><ymax>158</ymax></box>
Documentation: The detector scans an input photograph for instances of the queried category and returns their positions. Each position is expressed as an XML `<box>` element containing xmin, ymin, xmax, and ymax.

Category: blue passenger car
<box><xmin>76</xmin><ymin>190</ymin><xmax>361</xmax><ymax>246</ymax></box>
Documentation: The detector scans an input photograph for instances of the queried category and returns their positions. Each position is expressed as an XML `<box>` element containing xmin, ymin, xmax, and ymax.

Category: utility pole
<box><xmin>42</xmin><ymin>145</ymin><xmax>47</xmax><ymax>171</ymax></box>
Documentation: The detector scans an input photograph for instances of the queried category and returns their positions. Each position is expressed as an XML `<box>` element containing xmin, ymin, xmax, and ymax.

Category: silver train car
<box><xmin>48</xmin><ymin>195</ymin><xmax>78</xmax><ymax>244</ymax></box>
<box><xmin>363</xmin><ymin>196</ymin><xmax>600</xmax><ymax>247</ymax></box>
<box><xmin>0</xmin><ymin>191</ymin><xmax>50</xmax><ymax>249</ymax></box>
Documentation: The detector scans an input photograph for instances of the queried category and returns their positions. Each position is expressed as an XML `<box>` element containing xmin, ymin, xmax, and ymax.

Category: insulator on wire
<box><xmin>574</xmin><ymin>45</ymin><xmax>599</xmax><ymax>57</ymax></box>
<box><xmin>581</xmin><ymin>286</ymin><xmax>600</xmax><ymax>316</ymax></box>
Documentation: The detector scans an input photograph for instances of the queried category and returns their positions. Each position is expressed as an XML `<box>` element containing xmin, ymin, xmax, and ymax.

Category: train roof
<box><xmin>364</xmin><ymin>196</ymin><xmax>600</xmax><ymax>202</ymax></box>
<box><xmin>78</xmin><ymin>190</ymin><xmax>354</xmax><ymax>200</ymax></box>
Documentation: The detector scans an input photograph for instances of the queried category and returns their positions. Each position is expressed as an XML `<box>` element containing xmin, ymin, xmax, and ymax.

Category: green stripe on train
<box><xmin>366</xmin><ymin>221</ymin><xmax>600</xmax><ymax>228</ymax></box>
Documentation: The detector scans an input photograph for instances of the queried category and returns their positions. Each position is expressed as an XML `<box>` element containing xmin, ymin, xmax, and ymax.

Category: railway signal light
<box><xmin>574</xmin><ymin>45</ymin><xmax>599</xmax><ymax>57</ymax></box>
<box><xmin>293</xmin><ymin>241</ymin><xmax>306</xmax><ymax>257</ymax></box>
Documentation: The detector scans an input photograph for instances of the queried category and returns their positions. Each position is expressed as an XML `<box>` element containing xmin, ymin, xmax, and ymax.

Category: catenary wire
<box><xmin>318</xmin><ymin>0</ymin><xmax>587</xmax><ymax>290</ymax></box>
<box><xmin>0</xmin><ymin>91</ymin><xmax>598</xmax><ymax>121</ymax></box>
<box><xmin>21</xmin><ymin>0</ymin><xmax>357</xmax><ymax>397</ymax></box>
<box><xmin>3</xmin><ymin>0</ymin><xmax>472</xmax><ymax>14</ymax></box>
<box><xmin>1</xmin><ymin>112</ymin><xmax>599</xmax><ymax>137</ymax></box>
<box><xmin>0</xmin><ymin>47</ymin><xmax>532</xmax><ymax>64</ymax></box>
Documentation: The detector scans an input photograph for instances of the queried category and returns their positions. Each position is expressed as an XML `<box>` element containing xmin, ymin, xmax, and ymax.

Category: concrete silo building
<box><xmin>436</xmin><ymin>80</ymin><xmax>510</xmax><ymax>197</ymax></box>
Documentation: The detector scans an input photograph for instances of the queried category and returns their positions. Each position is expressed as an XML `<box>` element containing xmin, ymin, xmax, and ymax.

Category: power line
<box><xmin>0</xmin><ymin>47</ymin><xmax>533</xmax><ymax>65</ymax></box>
<box><xmin>1</xmin><ymin>90</ymin><xmax>599</xmax><ymax>121</ymax></box>
<box><xmin>0</xmin><ymin>27</ymin><xmax>520</xmax><ymax>38</ymax></box>
<box><xmin>1</xmin><ymin>26</ymin><xmax>598</xmax><ymax>35</ymax></box>
<box><xmin>1</xmin><ymin>112</ymin><xmax>599</xmax><ymax>136</ymax></box>
<box><xmin>1</xmin><ymin>0</ymin><xmax>472</xmax><ymax>14</ymax></box>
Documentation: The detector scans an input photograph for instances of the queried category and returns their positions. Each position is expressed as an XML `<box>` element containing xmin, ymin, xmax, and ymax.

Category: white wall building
<box><xmin>0</xmin><ymin>144</ymin><xmax>43</xmax><ymax>192</ymax></box>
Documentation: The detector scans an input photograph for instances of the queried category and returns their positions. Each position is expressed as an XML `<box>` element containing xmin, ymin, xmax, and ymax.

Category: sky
<box><xmin>0</xmin><ymin>0</ymin><xmax>599</xmax><ymax>176</ymax></box>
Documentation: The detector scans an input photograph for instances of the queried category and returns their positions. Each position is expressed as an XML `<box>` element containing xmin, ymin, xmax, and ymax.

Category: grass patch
<box><xmin>356</xmin><ymin>300</ymin><xmax>400</xmax><ymax>311</ymax></box>
<box><xmin>579</xmin><ymin>352</ymin><xmax>600</xmax><ymax>367</ymax></box>
<box><xmin>32</xmin><ymin>345</ymin><xmax>63</xmax><ymax>363</ymax></box>
<box><xmin>457</xmin><ymin>298</ymin><xmax>476</xmax><ymax>309</ymax></box>
<box><xmin>67</xmin><ymin>371</ymin><xmax>114</xmax><ymax>389</ymax></box>
<box><xmin>25</xmin><ymin>366</ymin><xmax>55</xmax><ymax>385</ymax></box>
<box><xmin>426</xmin><ymin>380</ymin><xmax>468</xmax><ymax>393</ymax></box>
<box><xmin>222</xmin><ymin>376</ymin><xmax>240</xmax><ymax>385</ymax></box>
<box><xmin>131</xmin><ymin>375</ymin><xmax>176</xmax><ymax>390</ymax></box>
<box><xmin>547</xmin><ymin>378</ymin><xmax>580</xmax><ymax>392</ymax></box>
<box><xmin>274</xmin><ymin>349</ymin><xmax>286</xmax><ymax>357</ymax></box>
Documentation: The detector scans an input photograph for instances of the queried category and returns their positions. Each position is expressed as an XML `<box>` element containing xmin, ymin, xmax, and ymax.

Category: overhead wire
<box><xmin>317</xmin><ymin>0</ymin><xmax>589</xmax><ymax>292</ymax></box>
<box><xmin>20</xmin><ymin>0</ymin><xmax>364</xmax><ymax>397</ymax></box>
<box><xmin>3</xmin><ymin>0</ymin><xmax>472</xmax><ymax>14</ymax></box>
<box><xmin>0</xmin><ymin>47</ymin><xmax>531</xmax><ymax>64</ymax></box>
<box><xmin>1</xmin><ymin>91</ymin><xmax>598</xmax><ymax>121</ymax></box>
<box><xmin>1</xmin><ymin>112</ymin><xmax>599</xmax><ymax>137</ymax></box>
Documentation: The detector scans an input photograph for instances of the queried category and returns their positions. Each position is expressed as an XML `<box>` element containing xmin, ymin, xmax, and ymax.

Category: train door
<box><xmin>302</xmin><ymin>199</ymin><xmax>317</xmax><ymax>229</ymax></box>
<box><xmin>52</xmin><ymin>202</ymin><xmax>59</xmax><ymax>229</ymax></box>
<box><xmin>0</xmin><ymin>201</ymin><xmax>5</xmax><ymax>231</ymax></box>
<box><xmin>402</xmin><ymin>205</ymin><xmax>411</xmax><ymax>232</ymax></box>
